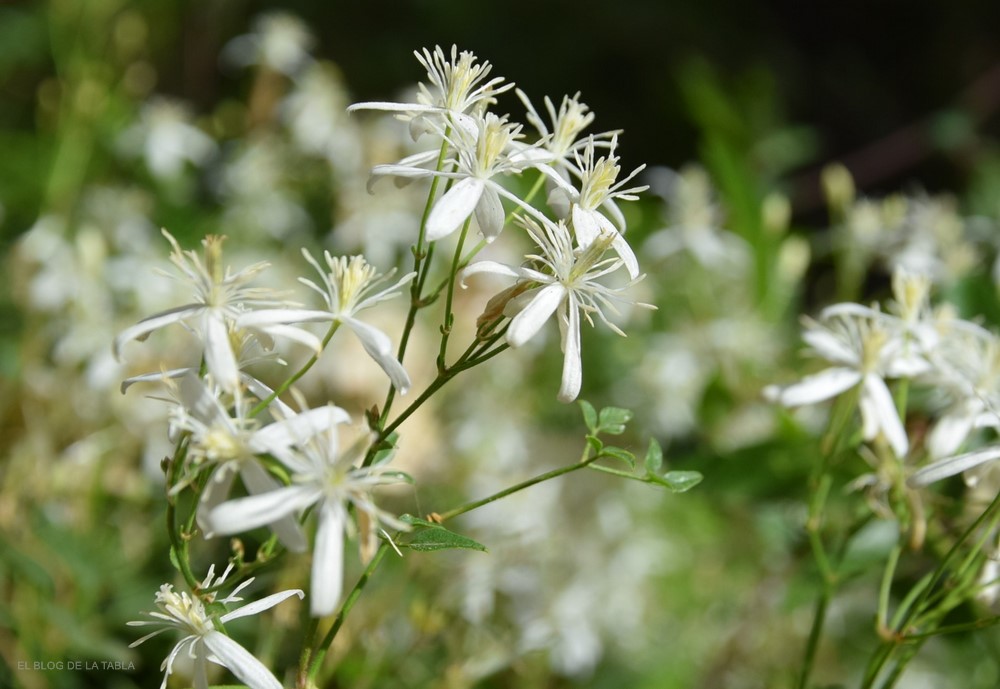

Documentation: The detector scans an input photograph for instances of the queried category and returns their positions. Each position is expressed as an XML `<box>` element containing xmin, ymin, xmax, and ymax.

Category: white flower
<box><xmin>514</xmin><ymin>89</ymin><xmax>617</xmax><ymax>170</ymax></box>
<box><xmin>369</xmin><ymin>112</ymin><xmax>539</xmax><ymax>242</ymax></box>
<box><xmin>764</xmin><ymin>312</ymin><xmax>913</xmax><ymax>458</ymax></box>
<box><xmin>348</xmin><ymin>45</ymin><xmax>512</xmax><ymax>139</ymax></box>
<box><xmin>128</xmin><ymin>564</ymin><xmax>303</xmax><ymax>689</ymax></box>
<box><xmin>236</xmin><ymin>251</ymin><xmax>414</xmax><ymax>394</ymax></box>
<box><xmin>113</xmin><ymin>231</ymin><xmax>318</xmax><ymax>392</ymax></box>
<box><xmin>222</xmin><ymin>12</ymin><xmax>314</xmax><ymax>76</ymax></box>
<box><xmin>205</xmin><ymin>416</ymin><xmax>411</xmax><ymax>616</ymax></box>
<box><xmin>463</xmin><ymin>215</ymin><xmax>651</xmax><ymax>403</ymax></box>
<box><xmin>118</xmin><ymin>99</ymin><xmax>217</xmax><ymax>180</ymax></box>
<box><xmin>167</xmin><ymin>374</ymin><xmax>348</xmax><ymax>550</ymax></box>
<box><xmin>541</xmin><ymin>135</ymin><xmax>646</xmax><ymax>278</ymax></box>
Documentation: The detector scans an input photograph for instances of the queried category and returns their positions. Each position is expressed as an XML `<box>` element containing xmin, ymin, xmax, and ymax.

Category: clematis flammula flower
<box><xmin>166</xmin><ymin>374</ymin><xmax>348</xmax><ymax>550</ymax></box>
<box><xmin>206</xmin><ymin>414</ymin><xmax>412</xmax><ymax>616</ymax></box>
<box><xmin>128</xmin><ymin>563</ymin><xmax>303</xmax><ymax>689</ymax></box>
<box><xmin>462</xmin><ymin>215</ymin><xmax>652</xmax><ymax>403</ymax></box>
<box><xmin>236</xmin><ymin>250</ymin><xmax>414</xmax><ymax>394</ymax></box>
<box><xmin>514</xmin><ymin>89</ymin><xmax>618</xmax><ymax>171</ymax></box>
<box><xmin>764</xmin><ymin>311</ymin><xmax>919</xmax><ymax>458</ymax></box>
<box><xmin>541</xmin><ymin>135</ymin><xmax>646</xmax><ymax>278</ymax></box>
<box><xmin>369</xmin><ymin>112</ymin><xmax>541</xmax><ymax>243</ymax></box>
<box><xmin>348</xmin><ymin>44</ymin><xmax>512</xmax><ymax>140</ymax></box>
<box><xmin>113</xmin><ymin>230</ymin><xmax>321</xmax><ymax>392</ymax></box>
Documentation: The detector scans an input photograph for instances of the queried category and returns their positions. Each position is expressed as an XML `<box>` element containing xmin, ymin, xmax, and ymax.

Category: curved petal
<box><xmin>113</xmin><ymin>304</ymin><xmax>200</xmax><ymax>359</ymax></box>
<box><xmin>610</xmin><ymin>231</ymin><xmax>640</xmax><ymax>279</ymax></box>
<box><xmin>557</xmin><ymin>299</ymin><xmax>583</xmax><ymax>403</ymax></box>
<box><xmin>251</xmin><ymin>406</ymin><xmax>351</xmax><ymax>455</ymax></box>
<box><xmin>863</xmin><ymin>374</ymin><xmax>909</xmax><ymax>458</ymax></box>
<box><xmin>927</xmin><ymin>410</ymin><xmax>975</xmax><ymax>459</ymax></box>
<box><xmin>202</xmin><ymin>631</ymin><xmax>283</xmax><ymax>689</ymax></box>
<box><xmin>461</xmin><ymin>261</ymin><xmax>547</xmax><ymax>287</ymax></box>
<box><xmin>207</xmin><ymin>485</ymin><xmax>320</xmax><ymax>536</ymax></box>
<box><xmin>506</xmin><ymin>283</ymin><xmax>566</xmax><ymax>348</ymax></box>
<box><xmin>908</xmin><ymin>445</ymin><xmax>1000</xmax><ymax>487</ymax></box>
<box><xmin>571</xmin><ymin>206</ymin><xmax>602</xmax><ymax>247</ymax></box>
<box><xmin>311</xmin><ymin>502</ymin><xmax>345</xmax><ymax>617</ymax></box>
<box><xmin>239</xmin><ymin>461</ymin><xmax>307</xmax><ymax>553</ymax></box>
<box><xmin>220</xmin><ymin>588</ymin><xmax>304</xmax><ymax>623</ymax></box>
<box><xmin>203</xmin><ymin>311</ymin><xmax>239</xmax><ymax>392</ymax></box>
<box><xmin>345</xmin><ymin>317</ymin><xmax>411</xmax><ymax>394</ymax></box>
<box><xmin>426</xmin><ymin>177</ymin><xmax>485</xmax><ymax>242</ymax></box>
<box><xmin>773</xmin><ymin>367</ymin><xmax>861</xmax><ymax>407</ymax></box>
<box><xmin>474</xmin><ymin>185</ymin><xmax>505</xmax><ymax>243</ymax></box>
<box><xmin>237</xmin><ymin>309</ymin><xmax>333</xmax><ymax>328</ymax></box>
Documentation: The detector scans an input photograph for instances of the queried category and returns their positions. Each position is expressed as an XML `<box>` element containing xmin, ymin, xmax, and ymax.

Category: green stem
<box><xmin>165</xmin><ymin>439</ymin><xmax>199</xmax><ymax>591</ymax></box>
<box><xmin>250</xmin><ymin>322</ymin><xmax>340</xmax><ymax>417</ymax></box>
<box><xmin>437</xmin><ymin>217</ymin><xmax>473</xmax><ymax>371</ymax></box>
<box><xmin>305</xmin><ymin>543</ymin><xmax>390</xmax><ymax>684</ymax></box>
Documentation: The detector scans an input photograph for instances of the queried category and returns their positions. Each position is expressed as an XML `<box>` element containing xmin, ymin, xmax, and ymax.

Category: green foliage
<box><xmin>399</xmin><ymin>516</ymin><xmax>488</xmax><ymax>553</ymax></box>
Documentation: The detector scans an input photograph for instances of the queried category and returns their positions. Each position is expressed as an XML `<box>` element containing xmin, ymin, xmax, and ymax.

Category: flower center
<box><xmin>329</xmin><ymin>255</ymin><xmax>376</xmax><ymax>313</ymax></box>
<box><xmin>579</xmin><ymin>157</ymin><xmax>620</xmax><ymax>210</ymax></box>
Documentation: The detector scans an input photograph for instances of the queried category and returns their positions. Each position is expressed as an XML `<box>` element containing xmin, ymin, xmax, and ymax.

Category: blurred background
<box><xmin>3</xmin><ymin>1</ymin><xmax>1000</xmax><ymax>688</ymax></box>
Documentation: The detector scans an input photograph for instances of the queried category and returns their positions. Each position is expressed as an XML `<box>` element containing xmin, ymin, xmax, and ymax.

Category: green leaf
<box><xmin>602</xmin><ymin>446</ymin><xmax>636</xmax><ymax>469</ymax></box>
<box><xmin>371</xmin><ymin>432</ymin><xmax>400</xmax><ymax>466</ymax></box>
<box><xmin>597</xmin><ymin>407</ymin><xmax>633</xmax><ymax>435</ymax></box>
<box><xmin>579</xmin><ymin>400</ymin><xmax>598</xmax><ymax>433</ymax></box>
<box><xmin>169</xmin><ymin>545</ymin><xmax>181</xmax><ymax>573</ymax></box>
<box><xmin>648</xmin><ymin>470</ymin><xmax>703</xmax><ymax>493</ymax></box>
<box><xmin>644</xmin><ymin>439</ymin><xmax>664</xmax><ymax>474</ymax></box>
<box><xmin>399</xmin><ymin>515</ymin><xmax>487</xmax><ymax>553</ymax></box>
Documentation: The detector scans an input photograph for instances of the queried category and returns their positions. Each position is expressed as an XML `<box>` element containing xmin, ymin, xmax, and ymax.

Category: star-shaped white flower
<box><xmin>128</xmin><ymin>564</ymin><xmax>303</xmax><ymax>689</ymax></box>
<box><xmin>764</xmin><ymin>312</ymin><xmax>916</xmax><ymax>458</ymax></box>
<box><xmin>206</xmin><ymin>414</ymin><xmax>412</xmax><ymax>617</ymax></box>
<box><xmin>113</xmin><ymin>231</ymin><xmax>319</xmax><ymax>392</ymax></box>
<box><xmin>348</xmin><ymin>44</ymin><xmax>512</xmax><ymax>140</ymax></box>
<box><xmin>236</xmin><ymin>250</ymin><xmax>414</xmax><ymax>394</ymax></box>
<box><xmin>463</xmin><ymin>215</ymin><xmax>651</xmax><ymax>402</ymax></box>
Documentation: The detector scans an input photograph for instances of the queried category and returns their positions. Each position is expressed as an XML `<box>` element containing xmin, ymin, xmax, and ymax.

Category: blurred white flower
<box><xmin>128</xmin><ymin>564</ymin><xmax>303</xmax><ymax>689</ymax></box>
<box><xmin>206</xmin><ymin>416</ymin><xmax>411</xmax><ymax>616</ymax></box>
<box><xmin>118</xmin><ymin>98</ymin><xmax>216</xmax><ymax>179</ymax></box>
<box><xmin>463</xmin><ymin>215</ymin><xmax>651</xmax><ymax>402</ymax></box>
<box><xmin>222</xmin><ymin>12</ymin><xmax>314</xmax><ymax>76</ymax></box>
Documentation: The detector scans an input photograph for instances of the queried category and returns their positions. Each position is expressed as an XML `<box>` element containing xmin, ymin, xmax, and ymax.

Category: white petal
<box><xmin>557</xmin><ymin>299</ymin><xmax>582</xmax><ymax>403</ymax></box>
<box><xmin>202</xmin><ymin>631</ymin><xmax>282</xmax><ymax>689</ymax></box>
<box><xmin>254</xmin><ymin>323</ymin><xmax>323</xmax><ymax>354</ymax></box>
<box><xmin>571</xmin><ymin>206</ymin><xmax>602</xmax><ymax>247</ymax></box>
<box><xmin>908</xmin><ymin>445</ymin><xmax>1000</xmax><ymax>487</ymax></box>
<box><xmin>120</xmin><ymin>367</ymin><xmax>192</xmax><ymax>394</ymax></box>
<box><xmin>311</xmin><ymin>502</ymin><xmax>345</xmax><ymax>617</ymax></box>
<box><xmin>237</xmin><ymin>308</ymin><xmax>332</xmax><ymax>328</ymax></box>
<box><xmin>220</xmin><ymin>588</ymin><xmax>304</xmax><ymax>623</ymax></box>
<box><xmin>460</xmin><ymin>261</ymin><xmax>547</xmax><ymax>287</ymax></box>
<box><xmin>601</xmin><ymin>198</ymin><xmax>627</xmax><ymax>231</ymax></box>
<box><xmin>251</xmin><ymin>406</ymin><xmax>351</xmax><ymax>454</ymax></box>
<box><xmin>345</xmin><ymin>317</ymin><xmax>411</xmax><ymax>394</ymax></box>
<box><xmin>506</xmin><ymin>284</ymin><xmax>566</xmax><ymax>348</ymax></box>
<box><xmin>203</xmin><ymin>312</ymin><xmax>239</xmax><ymax>392</ymax></box>
<box><xmin>197</xmin><ymin>465</ymin><xmax>237</xmax><ymax>538</ymax></box>
<box><xmin>113</xmin><ymin>304</ymin><xmax>199</xmax><ymax>359</ymax></box>
<box><xmin>347</xmin><ymin>101</ymin><xmax>438</xmax><ymax>114</ymax></box>
<box><xmin>474</xmin><ymin>185</ymin><xmax>505</xmax><ymax>242</ymax></box>
<box><xmin>610</xmin><ymin>231</ymin><xmax>640</xmax><ymax>279</ymax></box>
<box><xmin>775</xmin><ymin>367</ymin><xmax>861</xmax><ymax>407</ymax></box>
<box><xmin>802</xmin><ymin>328</ymin><xmax>859</xmax><ymax>366</ymax></box>
<box><xmin>207</xmin><ymin>485</ymin><xmax>320</xmax><ymax>536</ymax></box>
<box><xmin>863</xmin><ymin>374</ymin><xmax>909</xmax><ymax>458</ymax></box>
<box><xmin>426</xmin><ymin>177</ymin><xmax>484</xmax><ymax>241</ymax></box>
<box><xmin>927</xmin><ymin>411</ymin><xmax>975</xmax><ymax>459</ymax></box>
<box><xmin>239</xmin><ymin>461</ymin><xmax>307</xmax><ymax>553</ymax></box>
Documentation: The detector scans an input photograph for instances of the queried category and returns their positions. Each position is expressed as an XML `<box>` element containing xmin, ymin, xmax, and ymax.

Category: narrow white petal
<box><xmin>207</xmin><ymin>485</ymin><xmax>320</xmax><ymax>536</ymax></box>
<box><xmin>196</xmin><ymin>465</ymin><xmax>237</xmax><ymax>538</ymax></box>
<box><xmin>347</xmin><ymin>101</ymin><xmax>438</xmax><ymax>114</ymax></box>
<box><xmin>601</xmin><ymin>198</ymin><xmax>627</xmax><ymax>231</ymax></box>
<box><xmin>927</xmin><ymin>411</ymin><xmax>975</xmax><ymax>459</ymax></box>
<box><xmin>202</xmin><ymin>631</ymin><xmax>282</xmax><ymax>689</ymax></box>
<box><xmin>120</xmin><ymin>367</ymin><xmax>192</xmax><ymax>394</ymax></box>
<box><xmin>863</xmin><ymin>374</ymin><xmax>909</xmax><ymax>458</ymax></box>
<box><xmin>461</xmin><ymin>261</ymin><xmax>547</xmax><ymax>287</ymax></box>
<box><xmin>203</xmin><ymin>312</ymin><xmax>239</xmax><ymax>392</ymax></box>
<box><xmin>345</xmin><ymin>317</ymin><xmax>411</xmax><ymax>394</ymax></box>
<box><xmin>610</xmin><ymin>232</ymin><xmax>640</xmax><ymax>279</ymax></box>
<box><xmin>236</xmin><ymin>308</ymin><xmax>333</xmax><ymax>328</ymax></box>
<box><xmin>506</xmin><ymin>284</ymin><xmax>566</xmax><ymax>348</ymax></box>
<box><xmin>220</xmin><ymin>589</ymin><xmax>304</xmax><ymax>623</ymax></box>
<box><xmin>113</xmin><ymin>304</ymin><xmax>199</xmax><ymax>359</ymax></box>
<box><xmin>311</xmin><ymin>503</ymin><xmax>345</xmax><ymax>617</ymax></box>
<box><xmin>802</xmin><ymin>328</ymin><xmax>859</xmax><ymax>365</ymax></box>
<box><xmin>572</xmin><ymin>206</ymin><xmax>602</xmax><ymax>247</ymax></box>
<box><xmin>909</xmin><ymin>445</ymin><xmax>1000</xmax><ymax>486</ymax></box>
<box><xmin>775</xmin><ymin>367</ymin><xmax>861</xmax><ymax>407</ymax></box>
<box><xmin>474</xmin><ymin>185</ymin><xmax>505</xmax><ymax>242</ymax></box>
<box><xmin>426</xmin><ymin>177</ymin><xmax>485</xmax><ymax>241</ymax></box>
<box><xmin>239</xmin><ymin>462</ymin><xmax>307</xmax><ymax>553</ymax></box>
<box><xmin>557</xmin><ymin>300</ymin><xmax>583</xmax><ymax>403</ymax></box>
<box><xmin>251</xmin><ymin>406</ymin><xmax>351</xmax><ymax>454</ymax></box>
